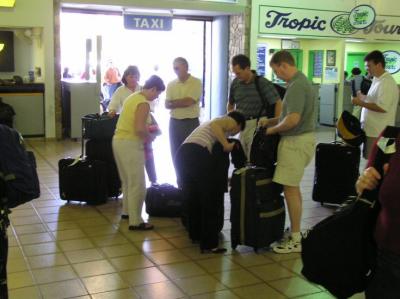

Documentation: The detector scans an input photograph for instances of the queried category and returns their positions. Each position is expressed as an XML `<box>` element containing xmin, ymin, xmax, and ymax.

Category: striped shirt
<box><xmin>184</xmin><ymin>119</ymin><xmax>229</xmax><ymax>153</ymax></box>
<box><xmin>228</xmin><ymin>75</ymin><xmax>279</xmax><ymax>119</ymax></box>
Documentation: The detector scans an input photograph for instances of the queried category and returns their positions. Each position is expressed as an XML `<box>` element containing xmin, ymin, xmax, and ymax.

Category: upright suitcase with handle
<box><xmin>82</xmin><ymin>113</ymin><xmax>118</xmax><ymax>140</ymax></box>
<box><xmin>230</xmin><ymin>166</ymin><xmax>285</xmax><ymax>252</ymax></box>
<box><xmin>59</xmin><ymin>158</ymin><xmax>108</xmax><ymax>205</ymax></box>
<box><xmin>312</xmin><ymin>142</ymin><xmax>360</xmax><ymax>205</ymax></box>
<box><xmin>85</xmin><ymin>139</ymin><xmax>121</xmax><ymax>198</ymax></box>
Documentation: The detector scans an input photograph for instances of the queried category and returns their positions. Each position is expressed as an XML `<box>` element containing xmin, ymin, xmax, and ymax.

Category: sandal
<box><xmin>129</xmin><ymin>223</ymin><xmax>154</xmax><ymax>231</ymax></box>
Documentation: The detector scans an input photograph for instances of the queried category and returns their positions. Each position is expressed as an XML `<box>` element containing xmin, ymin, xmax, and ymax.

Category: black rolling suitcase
<box><xmin>312</xmin><ymin>142</ymin><xmax>360</xmax><ymax>205</ymax></box>
<box><xmin>145</xmin><ymin>184</ymin><xmax>183</xmax><ymax>217</ymax></box>
<box><xmin>58</xmin><ymin>158</ymin><xmax>108</xmax><ymax>205</ymax></box>
<box><xmin>82</xmin><ymin>113</ymin><xmax>118</xmax><ymax>140</ymax></box>
<box><xmin>85</xmin><ymin>139</ymin><xmax>121</xmax><ymax>198</ymax></box>
<box><xmin>230</xmin><ymin>166</ymin><xmax>285</xmax><ymax>252</ymax></box>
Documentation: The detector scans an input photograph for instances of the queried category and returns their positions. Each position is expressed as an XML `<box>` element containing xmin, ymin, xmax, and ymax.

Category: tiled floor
<box><xmin>6</xmin><ymin>126</ymin><xmax>366</xmax><ymax>299</ymax></box>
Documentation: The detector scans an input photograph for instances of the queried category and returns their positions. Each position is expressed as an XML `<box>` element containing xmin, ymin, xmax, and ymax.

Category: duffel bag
<box><xmin>145</xmin><ymin>184</ymin><xmax>183</xmax><ymax>217</ymax></box>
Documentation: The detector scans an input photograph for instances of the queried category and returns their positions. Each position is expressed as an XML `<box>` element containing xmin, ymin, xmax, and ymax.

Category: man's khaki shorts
<box><xmin>273</xmin><ymin>132</ymin><xmax>316</xmax><ymax>187</ymax></box>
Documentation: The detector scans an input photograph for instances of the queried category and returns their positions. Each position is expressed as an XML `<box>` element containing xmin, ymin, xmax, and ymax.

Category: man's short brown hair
<box><xmin>270</xmin><ymin>50</ymin><xmax>295</xmax><ymax>66</ymax></box>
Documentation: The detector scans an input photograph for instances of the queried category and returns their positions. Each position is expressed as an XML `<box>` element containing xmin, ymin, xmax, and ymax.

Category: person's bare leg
<box><xmin>283</xmin><ymin>185</ymin><xmax>302</xmax><ymax>233</ymax></box>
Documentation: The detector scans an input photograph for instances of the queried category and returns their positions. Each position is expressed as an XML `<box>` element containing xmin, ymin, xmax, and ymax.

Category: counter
<box><xmin>0</xmin><ymin>83</ymin><xmax>45</xmax><ymax>137</ymax></box>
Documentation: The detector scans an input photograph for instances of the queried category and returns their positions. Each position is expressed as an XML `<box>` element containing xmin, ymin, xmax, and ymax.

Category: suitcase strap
<box><xmin>240</xmin><ymin>170</ymin><xmax>274</xmax><ymax>243</ymax></box>
<box><xmin>259</xmin><ymin>207</ymin><xmax>285</xmax><ymax>218</ymax></box>
<box><xmin>240</xmin><ymin>171</ymin><xmax>246</xmax><ymax>243</ymax></box>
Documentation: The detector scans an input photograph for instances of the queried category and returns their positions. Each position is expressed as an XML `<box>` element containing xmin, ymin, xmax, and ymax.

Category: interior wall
<box><xmin>63</xmin><ymin>0</ymin><xmax>247</xmax><ymax>14</ymax></box>
<box><xmin>300</xmin><ymin>39</ymin><xmax>345</xmax><ymax>84</ymax></box>
<box><xmin>0</xmin><ymin>0</ymin><xmax>54</xmax><ymax>137</ymax></box>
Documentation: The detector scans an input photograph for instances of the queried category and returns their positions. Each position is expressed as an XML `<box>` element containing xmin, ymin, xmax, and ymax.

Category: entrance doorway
<box><xmin>60</xmin><ymin>10</ymin><xmax>213</xmax><ymax>185</ymax></box>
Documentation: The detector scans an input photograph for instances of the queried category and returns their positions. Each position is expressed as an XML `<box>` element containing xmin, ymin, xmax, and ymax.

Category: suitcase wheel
<box><xmin>253</xmin><ymin>247</ymin><xmax>258</xmax><ymax>253</ymax></box>
<box><xmin>231</xmin><ymin>243</ymin><xmax>238</xmax><ymax>250</ymax></box>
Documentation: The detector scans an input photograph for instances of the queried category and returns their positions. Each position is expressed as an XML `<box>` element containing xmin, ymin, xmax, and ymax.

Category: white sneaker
<box><xmin>272</xmin><ymin>237</ymin><xmax>302</xmax><ymax>254</ymax></box>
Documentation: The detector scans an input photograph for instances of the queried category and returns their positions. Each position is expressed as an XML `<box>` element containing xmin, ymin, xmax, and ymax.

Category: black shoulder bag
<box><xmin>249</xmin><ymin>76</ymin><xmax>281</xmax><ymax>173</ymax></box>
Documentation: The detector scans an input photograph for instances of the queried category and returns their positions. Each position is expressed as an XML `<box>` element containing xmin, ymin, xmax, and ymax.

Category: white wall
<box><xmin>0</xmin><ymin>0</ymin><xmax>245</xmax><ymax>138</ymax></box>
<box><xmin>63</xmin><ymin>0</ymin><xmax>247</xmax><ymax>14</ymax></box>
<box><xmin>0</xmin><ymin>0</ymin><xmax>55</xmax><ymax>137</ymax></box>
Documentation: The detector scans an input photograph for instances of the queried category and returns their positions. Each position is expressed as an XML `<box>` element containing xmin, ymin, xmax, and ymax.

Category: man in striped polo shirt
<box><xmin>227</xmin><ymin>54</ymin><xmax>282</xmax><ymax>159</ymax></box>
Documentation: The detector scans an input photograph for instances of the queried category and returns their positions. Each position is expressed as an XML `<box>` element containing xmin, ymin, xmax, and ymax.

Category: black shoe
<box><xmin>201</xmin><ymin>247</ymin><xmax>227</xmax><ymax>254</ymax></box>
<box><xmin>129</xmin><ymin>223</ymin><xmax>154</xmax><ymax>231</ymax></box>
<box><xmin>121</xmin><ymin>214</ymin><xmax>129</xmax><ymax>220</ymax></box>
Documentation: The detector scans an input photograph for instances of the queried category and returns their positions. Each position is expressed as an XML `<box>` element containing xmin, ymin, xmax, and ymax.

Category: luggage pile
<box><xmin>58</xmin><ymin>113</ymin><xmax>121</xmax><ymax>205</ymax></box>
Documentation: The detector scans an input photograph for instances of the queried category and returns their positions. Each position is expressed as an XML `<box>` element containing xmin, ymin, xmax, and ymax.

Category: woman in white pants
<box><xmin>112</xmin><ymin>75</ymin><xmax>165</xmax><ymax>230</ymax></box>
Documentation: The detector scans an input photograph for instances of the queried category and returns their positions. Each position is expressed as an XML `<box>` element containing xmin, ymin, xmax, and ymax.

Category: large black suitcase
<box><xmin>230</xmin><ymin>166</ymin><xmax>285</xmax><ymax>252</ymax></box>
<box><xmin>145</xmin><ymin>184</ymin><xmax>183</xmax><ymax>217</ymax></box>
<box><xmin>312</xmin><ymin>142</ymin><xmax>360</xmax><ymax>205</ymax></box>
<box><xmin>58</xmin><ymin>158</ymin><xmax>108</xmax><ymax>205</ymax></box>
<box><xmin>85</xmin><ymin>139</ymin><xmax>121</xmax><ymax>198</ymax></box>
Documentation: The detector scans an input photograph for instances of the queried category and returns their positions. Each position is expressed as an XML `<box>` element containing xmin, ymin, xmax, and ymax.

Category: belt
<box><xmin>245</xmin><ymin>116</ymin><xmax>258</xmax><ymax>121</ymax></box>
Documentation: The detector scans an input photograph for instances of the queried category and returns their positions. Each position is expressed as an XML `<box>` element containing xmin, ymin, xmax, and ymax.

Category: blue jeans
<box><xmin>366</xmin><ymin>248</ymin><xmax>400</xmax><ymax>299</ymax></box>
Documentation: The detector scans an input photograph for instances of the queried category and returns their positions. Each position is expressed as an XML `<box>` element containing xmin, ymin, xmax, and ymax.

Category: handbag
<box><xmin>301</xmin><ymin>126</ymin><xmax>399</xmax><ymax>298</ymax></box>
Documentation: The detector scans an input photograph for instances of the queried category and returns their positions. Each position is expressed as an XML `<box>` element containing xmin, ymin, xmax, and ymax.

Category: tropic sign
<box><xmin>258</xmin><ymin>5</ymin><xmax>399</xmax><ymax>41</ymax></box>
<box><xmin>330</xmin><ymin>14</ymin><xmax>358</xmax><ymax>35</ymax></box>
<box><xmin>383</xmin><ymin>50</ymin><xmax>400</xmax><ymax>74</ymax></box>
<box><xmin>349</xmin><ymin>5</ymin><xmax>376</xmax><ymax>29</ymax></box>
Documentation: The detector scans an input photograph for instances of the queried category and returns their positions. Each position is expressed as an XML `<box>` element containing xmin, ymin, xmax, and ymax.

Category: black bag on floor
<box><xmin>0</xmin><ymin>125</ymin><xmax>40</xmax><ymax>208</ymax></box>
<box><xmin>59</xmin><ymin>158</ymin><xmax>108</xmax><ymax>205</ymax></box>
<box><xmin>312</xmin><ymin>142</ymin><xmax>360</xmax><ymax>205</ymax></box>
<box><xmin>85</xmin><ymin>139</ymin><xmax>121</xmax><ymax>198</ymax></box>
<box><xmin>82</xmin><ymin>113</ymin><xmax>118</xmax><ymax>140</ymax></box>
<box><xmin>145</xmin><ymin>184</ymin><xmax>183</xmax><ymax>217</ymax></box>
<box><xmin>230</xmin><ymin>166</ymin><xmax>285</xmax><ymax>252</ymax></box>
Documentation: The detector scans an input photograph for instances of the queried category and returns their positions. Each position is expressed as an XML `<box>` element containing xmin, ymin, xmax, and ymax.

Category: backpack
<box><xmin>0</xmin><ymin>124</ymin><xmax>40</xmax><ymax>208</ymax></box>
<box><xmin>254</xmin><ymin>76</ymin><xmax>281</xmax><ymax>119</ymax></box>
<box><xmin>0</xmin><ymin>98</ymin><xmax>15</xmax><ymax>128</ymax></box>
<box><xmin>360</xmin><ymin>77</ymin><xmax>372</xmax><ymax>95</ymax></box>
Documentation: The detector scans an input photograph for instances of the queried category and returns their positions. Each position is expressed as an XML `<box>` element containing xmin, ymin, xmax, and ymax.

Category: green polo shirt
<box><xmin>280</xmin><ymin>71</ymin><xmax>316</xmax><ymax>136</ymax></box>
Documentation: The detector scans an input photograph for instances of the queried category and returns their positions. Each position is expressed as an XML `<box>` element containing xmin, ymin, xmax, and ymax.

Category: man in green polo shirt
<box><xmin>260</xmin><ymin>50</ymin><xmax>316</xmax><ymax>254</ymax></box>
